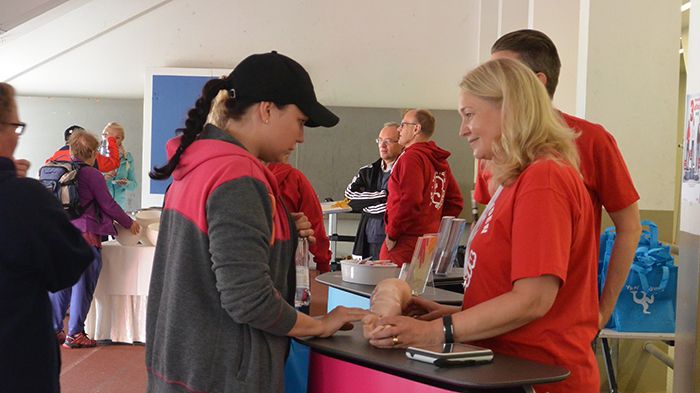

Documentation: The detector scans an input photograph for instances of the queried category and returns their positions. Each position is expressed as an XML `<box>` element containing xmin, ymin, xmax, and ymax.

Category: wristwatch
<box><xmin>442</xmin><ymin>315</ymin><xmax>454</xmax><ymax>344</ymax></box>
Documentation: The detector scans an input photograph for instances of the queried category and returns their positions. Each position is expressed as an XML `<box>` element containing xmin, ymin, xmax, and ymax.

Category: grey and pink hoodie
<box><xmin>146</xmin><ymin>125</ymin><xmax>298</xmax><ymax>393</ymax></box>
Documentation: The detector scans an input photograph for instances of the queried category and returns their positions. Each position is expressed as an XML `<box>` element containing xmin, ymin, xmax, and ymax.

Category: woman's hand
<box><xmin>317</xmin><ymin>306</ymin><xmax>369</xmax><ymax>337</ymax></box>
<box><xmin>367</xmin><ymin>315</ymin><xmax>443</xmax><ymax>349</ymax></box>
<box><xmin>130</xmin><ymin>221</ymin><xmax>141</xmax><ymax>235</ymax></box>
<box><xmin>115</xmin><ymin>178</ymin><xmax>128</xmax><ymax>186</ymax></box>
<box><xmin>404</xmin><ymin>296</ymin><xmax>458</xmax><ymax>321</ymax></box>
<box><xmin>291</xmin><ymin>212</ymin><xmax>316</xmax><ymax>245</ymax></box>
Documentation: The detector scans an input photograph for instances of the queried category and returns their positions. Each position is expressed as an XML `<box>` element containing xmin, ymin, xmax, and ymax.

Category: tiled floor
<box><xmin>59</xmin><ymin>271</ymin><xmax>329</xmax><ymax>392</ymax></box>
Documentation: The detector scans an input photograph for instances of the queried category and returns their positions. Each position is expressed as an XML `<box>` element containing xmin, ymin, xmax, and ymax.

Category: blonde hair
<box><xmin>104</xmin><ymin>121</ymin><xmax>125</xmax><ymax>138</ymax></box>
<box><xmin>459</xmin><ymin>58</ymin><xmax>579</xmax><ymax>186</ymax></box>
<box><xmin>205</xmin><ymin>89</ymin><xmax>232</xmax><ymax>129</ymax></box>
<box><xmin>68</xmin><ymin>130</ymin><xmax>100</xmax><ymax>162</ymax></box>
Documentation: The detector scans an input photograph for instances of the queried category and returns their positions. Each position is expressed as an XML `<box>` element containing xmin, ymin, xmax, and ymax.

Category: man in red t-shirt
<box><xmin>380</xmin><ymin>109</ymin><xmax>463</xmax><ymax>265</ymax></box>
<box><xmin>475</xmin><ymin>30</ymin><xmax>641</xmax><ymax>328</ymax></box>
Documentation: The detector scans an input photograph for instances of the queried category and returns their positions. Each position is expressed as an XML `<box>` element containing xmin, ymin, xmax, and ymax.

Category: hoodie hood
<box><xmin>405</xmin><ymin>141</ymin><xmax>451</xmax><ymax>171</ymax></box>
<box><xmin>166</xmin><ymin>125</ymin><xmax>259</xmax><ymax>182</ymax></box>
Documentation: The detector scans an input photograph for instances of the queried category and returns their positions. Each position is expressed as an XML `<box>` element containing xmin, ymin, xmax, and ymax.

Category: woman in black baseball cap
<box><xmin>146</xmin><ymin>52</ymin><xmax>365</xmax><ymax>393</ymax></box>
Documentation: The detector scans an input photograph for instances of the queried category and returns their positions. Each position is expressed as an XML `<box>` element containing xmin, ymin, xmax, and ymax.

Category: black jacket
<box><xmin>344</xmin><ymin>159</ymin><xmax>389</xmax><ymax>257</ymax></box>
<box><xmin>0</xmin><ymin>157</ymin><xmax>93</xmax><ymax>393</ymax></box>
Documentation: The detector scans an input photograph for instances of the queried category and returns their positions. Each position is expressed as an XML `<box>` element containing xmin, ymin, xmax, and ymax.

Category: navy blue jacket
<box><xmin>0</xmin><ymin>157</ymin><xmax>93</xmax><ymax>393</ymax></box>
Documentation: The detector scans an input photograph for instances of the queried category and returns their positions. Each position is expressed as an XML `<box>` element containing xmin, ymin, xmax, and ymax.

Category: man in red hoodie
<box><xmin>380</xmin><ymin>109</ymin><xmax>463</xmax><ymax>265</ymax></box>
<box><xmin>46</xmin><ymin>125</ymin><xmax>120</xmax><ymax>173</ymax></box>
<box><xmin>268</xmin><ymin>159</ymin><xmax>332</xmax><ymax>273</ymax></box>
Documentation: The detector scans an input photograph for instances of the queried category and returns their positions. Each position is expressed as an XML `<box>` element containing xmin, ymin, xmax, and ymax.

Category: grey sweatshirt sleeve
<box><xmin>206</xmin><ymin>177</ymin><xmax>298</xmax><ymax>336</ymax></box>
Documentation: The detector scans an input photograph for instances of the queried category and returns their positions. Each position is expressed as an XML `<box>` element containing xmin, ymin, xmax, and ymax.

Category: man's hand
<box><xmin>385</xmin><ymin>237</ymin><xmax>397</xmax><ymax>251</ymax></box>
<box><xmin>291</xmin><ymin>212</ymin><xmax>316</xmax><ymax>245</ymax></box>
<box><xmin>14</xmin><ymin>158</ymin><xmax>30</xmax><ymax>178</ymax></box>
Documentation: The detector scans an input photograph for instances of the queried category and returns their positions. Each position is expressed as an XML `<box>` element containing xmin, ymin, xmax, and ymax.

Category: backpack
<box><xmin>39</xmin><ymin>160</ymin><xmax>93</xmax><ymax>219</ymax></box>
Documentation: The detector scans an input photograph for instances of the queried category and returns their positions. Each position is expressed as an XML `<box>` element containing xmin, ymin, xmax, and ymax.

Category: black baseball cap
<box><xmin>64</xmin><ymin>125</ymin><xmax>84</xmax><ymax>141</ymax></box>
<box><xmin>227</xmin><ymin>51</ymin><xmax>339</xmax><ymax>128</ymax></box>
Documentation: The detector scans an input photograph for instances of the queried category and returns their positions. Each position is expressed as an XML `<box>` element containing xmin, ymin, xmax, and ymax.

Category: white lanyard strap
<box><xmin>464</xmin><ymin>185</ymin><xmax>503</xmax><ymax>277</ymax></box>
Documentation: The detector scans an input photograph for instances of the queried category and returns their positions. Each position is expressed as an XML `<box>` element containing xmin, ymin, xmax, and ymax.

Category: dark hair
<box><xmin>149</xmin><ymin>78</ymin><xmax>257</xmax><ymax>180</ymax></box>
<box><xmin>491</xmin><ymin>29</ymin><xmax>561</xmax><ymax>98</ymax></box>
<box><xmin>0</xmin><ymin>83</ymin><xmax>16</xmax><ymax>123</ymax></box>
<box><xmin>64</xmin><ymin>125</ymin><xmax>85</xmax><ymax>142</ymax></box>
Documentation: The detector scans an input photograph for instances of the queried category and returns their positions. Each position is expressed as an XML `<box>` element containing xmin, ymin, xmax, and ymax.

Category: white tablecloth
<box><xmin>85</xmin><ymin>241</ymin><xmax>155</xmax><ymax>343</ymax></box>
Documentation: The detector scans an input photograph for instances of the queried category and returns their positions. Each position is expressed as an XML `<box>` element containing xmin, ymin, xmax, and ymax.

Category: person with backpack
<box><xmin>0</xmin><ymin>82</ymin><xmax>94</xmax><ymax>393</ymax></box>
<box><xmin>46</xmin><ymin>124</ymin><xmax>121</xmax><ymax>173</ymax></box>
<box><xmin>48</xmin><ymin>129</ymin><xmax>140</xmax><ymax>349</ymax></box>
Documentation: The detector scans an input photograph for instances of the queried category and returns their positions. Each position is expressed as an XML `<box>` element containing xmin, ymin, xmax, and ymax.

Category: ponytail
<box><xmin>149</xmin><ymin>78</ymin><xmax>229</xmax><ymax>180</ymax></box>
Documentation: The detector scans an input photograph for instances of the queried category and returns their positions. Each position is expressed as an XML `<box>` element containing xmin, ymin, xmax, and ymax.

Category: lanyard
<box><xmin>463</xmin><ymin>185</ymin><xmax>503</xmax><ymax>277</ymax></box>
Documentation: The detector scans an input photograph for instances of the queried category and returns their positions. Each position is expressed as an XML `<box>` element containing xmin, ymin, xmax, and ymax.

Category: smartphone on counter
<box><xmin>405</xmin><ymin>343</ymin><xmax>494</xmax><ymax>367</ymax></box>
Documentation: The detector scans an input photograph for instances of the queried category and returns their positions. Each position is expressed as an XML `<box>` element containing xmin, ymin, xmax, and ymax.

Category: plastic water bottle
<box><xmin>98</xmin><ymin>132</ymin><xmax>109</xmax><ymax>157</ymax></box>
<box><xmin>294</xmin><ymin>238</ymin><xmax>311</xmax><ymax>309</ymax></box>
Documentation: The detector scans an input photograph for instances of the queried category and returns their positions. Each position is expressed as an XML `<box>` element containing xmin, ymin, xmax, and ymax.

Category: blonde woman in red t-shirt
<box><xmin>367</xmin><ymin>58</ymin><xmax>600</xmax><ymax>393</ymax></box>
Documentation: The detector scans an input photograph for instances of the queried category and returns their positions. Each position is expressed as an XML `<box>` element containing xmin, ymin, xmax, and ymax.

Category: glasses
<box><xmin>376</xmin><ymin>138</ymin><xmax>399</xmax><ymax>146</ymax></box>
<box><xmin>1</xmin><ymin>122</ymin><xmax>26</xmax><ymax>135</ymax></box>
<box><xmin>398</xmin><ymin>121</ymin><xmax>418</xmax><ymax>129</ymax></box>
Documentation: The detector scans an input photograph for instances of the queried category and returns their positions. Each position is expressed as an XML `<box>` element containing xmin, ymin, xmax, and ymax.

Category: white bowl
<box><xmin>135</xmin><ymin>210</ymin><xmax>161</xmax><ymax>227</ymax></box>
<box><xmin>340</xmin><ymin>260</ymin><xmax>399</xmax><ymax>285</ymax></box>
<box><xmin>115</xmin><ymin>222</ymin><xmax>140</xmax><ymax>246</ymax></box>
<box><xmin>146</xmin><ymin>223</ymin><xmax>160</xmax><ymax>246</ymax></box>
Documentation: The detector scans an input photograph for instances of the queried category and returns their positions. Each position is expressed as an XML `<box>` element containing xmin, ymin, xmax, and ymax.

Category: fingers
<box><xmin>369</xmin><ymin>335</ymin><xmax>404</xmax><ymax>349</ymax></box>
<box><xmin>14</xmin><ymin>158</ymin><xmax>30</xmax><ymax>178</ymax></box>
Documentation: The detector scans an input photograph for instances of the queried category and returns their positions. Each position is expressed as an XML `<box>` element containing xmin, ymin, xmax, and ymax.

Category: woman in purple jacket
<box><xmin>49</xmin><ymin>130</ymin><xmax>140</xmax><ymax>348</ymax></box>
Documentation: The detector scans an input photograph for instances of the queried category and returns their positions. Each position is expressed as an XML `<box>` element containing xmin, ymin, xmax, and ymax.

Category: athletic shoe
<box><xmin>63</xmin><ymin>332</ymin><xmax>97</xmax><ymax>349</ymax></box>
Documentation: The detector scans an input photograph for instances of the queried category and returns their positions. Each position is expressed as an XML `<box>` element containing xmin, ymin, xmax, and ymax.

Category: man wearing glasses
<box><xmin>345</xmin><ymin>122</ymin><xmax>403</xmax><ymax>259</ymax></box>
<box><xmin>0</xmin><ymin>121</ymin><xmax>29</xmax><ymax>177</ymax></box>
<box><xmin>381</xmin><ymin>109</ymin><xmax>463</xmax><ymax>265</ymax></box>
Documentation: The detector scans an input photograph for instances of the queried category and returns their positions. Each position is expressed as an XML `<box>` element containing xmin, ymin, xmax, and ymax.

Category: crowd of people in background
<box><xmin>0</xmin><ymin>28</ymin><xmax>640</xmax><ymax>393</ymax></box>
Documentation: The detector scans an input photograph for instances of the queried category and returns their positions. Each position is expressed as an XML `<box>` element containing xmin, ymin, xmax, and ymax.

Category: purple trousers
<box><xmin>49</xmin><ymin>247</ymin><xmax>102</xmax><ymax>335</ymax></box>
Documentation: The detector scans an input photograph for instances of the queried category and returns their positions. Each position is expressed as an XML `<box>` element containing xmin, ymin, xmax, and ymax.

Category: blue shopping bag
<box><xmin>600</xmin><ymin>221</ymin><xmax>677</xmax><ymax>333</ymax></box>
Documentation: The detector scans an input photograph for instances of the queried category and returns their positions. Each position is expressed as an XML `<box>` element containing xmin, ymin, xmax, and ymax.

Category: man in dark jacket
<box><xmin>0</xmin><ymin>82</ymin><xmax>94</xmax><ymax>393</ymax></box>
<box><xmin>345</xmin><ymin>122</ymin><xmax>402</xmax><ymax>259</ymax></box>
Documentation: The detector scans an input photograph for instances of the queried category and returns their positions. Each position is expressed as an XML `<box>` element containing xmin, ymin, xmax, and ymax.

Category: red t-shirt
<box><xmin>268</xmin><ymin>163</ymin><xmax>331</xmax><ymax>272</ymax></box>
<box><xmin>474</xmin><ymin>112</ymin><xmax>639</xmax><ymax>238</ymax></box>
<box><xmin>464</xmin><ymin>159</ymin><xmax>599</xmax><ymax>393</ymax></box>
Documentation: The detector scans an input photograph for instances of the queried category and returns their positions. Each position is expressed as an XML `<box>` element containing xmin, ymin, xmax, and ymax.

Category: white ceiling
<box><xmin>0</xmin><ymin>0</ymin><xmax>480</xmax><ymax>109</ymax></box>
<box><xmin>0</xmin><ymin>0</ymin><xmax>69</xmax><ymax>33</ymax></box>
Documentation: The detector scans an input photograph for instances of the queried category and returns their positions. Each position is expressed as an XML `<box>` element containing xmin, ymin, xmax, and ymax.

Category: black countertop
<box><xmin>296</xmin><ymin>322</ymin><xmax>570</xmax><ymax>392</ymax></box>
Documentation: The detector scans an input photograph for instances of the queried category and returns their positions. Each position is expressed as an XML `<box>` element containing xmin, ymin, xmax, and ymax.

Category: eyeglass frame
<box><xmin>375</xmin><ymin>138</ymin><xmax>399</xmax><ymax>146</ymax></box>
<box><xmin>398</xmin><ymin>121</ymin><xmax>418</xmax><ymax>129</ymax></box>
<box><xmin>1</xmin><ymin>122</ymin><xmax>27</xmax><ymax>135</ymax></box>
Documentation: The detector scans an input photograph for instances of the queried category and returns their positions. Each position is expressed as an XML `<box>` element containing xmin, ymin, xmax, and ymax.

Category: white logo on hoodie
<box><xmin>430</xmin><ymin>171</ymin><xmax>447</xmax><ymax>209</ymax></box>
